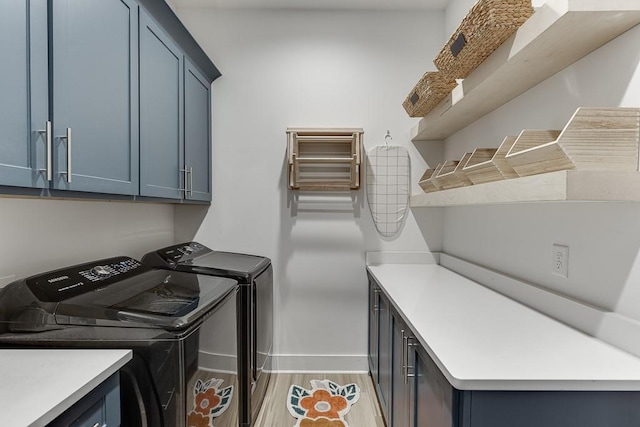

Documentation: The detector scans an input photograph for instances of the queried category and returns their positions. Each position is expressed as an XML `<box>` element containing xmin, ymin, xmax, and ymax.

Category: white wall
<box><xmin>173</xmin><ymin>8</ymin><xmax>445</xmax><ymax>371</ymax></box>
<box><xmin>438</xmin><ymin>7</ymin><xmax>640</xmax><ymax>351</ymax></box>
<box><xmin>0</xmin><ymin>198</ymin><xmax>174</xmax><ymax>285</ymax></box>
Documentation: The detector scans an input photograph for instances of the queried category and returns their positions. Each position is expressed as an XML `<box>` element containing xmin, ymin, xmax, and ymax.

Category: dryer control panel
<box><xmin>157</xmin><ymin>242</ymin><xmax>211</xmax><ymax>264</ymax></box>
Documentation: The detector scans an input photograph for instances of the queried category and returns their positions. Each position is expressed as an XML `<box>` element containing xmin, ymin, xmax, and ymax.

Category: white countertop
<box><xmin>0</xmin><ymin>349</ymin><xmax>132</xmax><ymax>427</ymax></box>
<box><xmin>367</xmin><ymin>263</ymin><xmax>640</xmax><ymax>391</ymax></box>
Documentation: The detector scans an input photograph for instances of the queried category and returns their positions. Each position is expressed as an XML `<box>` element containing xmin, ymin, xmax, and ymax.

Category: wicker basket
<box><xmin>403</xmin><ymin>72</ymin><xmax>457</xmax><ymax>117</ymax></box>
<box><xmin>434</xmin><ymin>0</ymin><xmax>534</xmax><ymax>79</ymax></box>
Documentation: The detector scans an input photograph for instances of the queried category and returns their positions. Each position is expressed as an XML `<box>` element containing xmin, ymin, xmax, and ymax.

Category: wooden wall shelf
<box><xmin>410</xmin><ymin>170</ymin><xmax>640</xmax><ymax>207</ymax></box>
<box><xmin>410</xmin><ymin>0</ymin><xmax>640</xmax><ymax>142</ymax></box>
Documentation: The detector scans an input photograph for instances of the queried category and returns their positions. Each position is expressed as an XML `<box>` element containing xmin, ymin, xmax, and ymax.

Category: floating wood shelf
<box><xmin>287</xmin><ymin>128</ymin><xmax>363</xmax><ymax>190</ymax></box>
<box><xmin>413</xmin><ymin>107</ymin><xmax>640</xmax><ymax>206</ymax></box>
<box><xmin>505</xmin><ymin>108</ymin><xmax>640</xmax><ymax>177</ymax></box>
<box><xmin>410</xmin><ymin>0</ymin><xmax>640</xmax><ymax>141</ymax></box>
<box><xmin>411</xmin><ymin>170</ymin><xmax>640</xmax><ymax>207</ymax></box>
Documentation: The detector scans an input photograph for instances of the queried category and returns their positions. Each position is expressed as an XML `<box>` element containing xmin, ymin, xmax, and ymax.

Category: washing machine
<box><xmin>142</xmin><ymin>242</ymin><xmax>273</xmax><ymax>427</ymax></box>
<box><xmin>0</xmin><ymin>256</ymin><xmax>241</xmax><ymax>427</ymax></box>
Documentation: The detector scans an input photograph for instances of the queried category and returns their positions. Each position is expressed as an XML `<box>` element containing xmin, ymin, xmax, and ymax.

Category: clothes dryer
<box><xmin>142</xmin><ymin>242</ymin><xmax>273</xmax><ymax>427</ymax></box>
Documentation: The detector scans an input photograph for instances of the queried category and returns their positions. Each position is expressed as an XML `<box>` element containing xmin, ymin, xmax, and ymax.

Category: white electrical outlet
<box><xmin>552</xmin><ymin>244</ymin><xmax>569</xmax><ymax>278</ymax></box>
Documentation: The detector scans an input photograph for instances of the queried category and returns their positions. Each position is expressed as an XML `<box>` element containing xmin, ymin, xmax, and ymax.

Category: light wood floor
<box><xmin>254</xmin><ymin>373</ymin><xmax>385</xmax><ymax>427</ymax></box>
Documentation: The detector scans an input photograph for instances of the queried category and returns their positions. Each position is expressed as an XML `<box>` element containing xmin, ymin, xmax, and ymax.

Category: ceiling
<box><xmin>171</xmin><ymin>0</ymin><xmax>450</xmax><ymax>11</ymax></box>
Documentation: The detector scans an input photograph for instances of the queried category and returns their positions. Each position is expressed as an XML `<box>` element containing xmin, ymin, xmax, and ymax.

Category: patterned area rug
<box><xmin>187</xmin><ymin>376</ymin><xmax>234</xmax><ymax>427</ymax></box>
<box><xmin>287</xmin><ymin>379</ymin><xmax>361</xmax><ymax>427</ymax></box>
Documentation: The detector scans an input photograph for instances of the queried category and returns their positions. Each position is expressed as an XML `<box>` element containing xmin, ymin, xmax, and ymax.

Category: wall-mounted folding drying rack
<box><xmin>286</xmin><ymin>128</ymin><xmax>364</xmax><ymax>190</ymax></box>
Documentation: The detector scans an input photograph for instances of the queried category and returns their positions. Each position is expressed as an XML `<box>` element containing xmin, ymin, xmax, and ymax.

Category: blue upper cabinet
<box><xmin>51</xmin><ymin>0</ymin><xmax>139</xmax><ymax>195</ymax></box>
<box><xmin>0</xmin><ymin>0</ymin><xmax>48</xmax><ymax>189</ymax></box>
<box><xmin>139</xmin><ymin>10</ymin><xmax>185</xmax><ymax>200</ymax></box>
<box><xmin>184</xmin><ymin>60</ymin><xmax>212</xmax><ymax>202</ymax></box>
<box><xmin>1</xmin><ymin>0</ymin><xmax>218</xmax><ymax>202</ymax></box>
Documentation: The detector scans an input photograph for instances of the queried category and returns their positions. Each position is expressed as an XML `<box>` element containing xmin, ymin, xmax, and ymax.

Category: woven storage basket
<box><xmin>434</xmin><ymin>0</ymin><xmax>534</xmax><ymax>79</ymax></box>
<box><xmin>403</xmin><ymin>72</ymin><xmax>457</xmax><ymax>117</ymax></box>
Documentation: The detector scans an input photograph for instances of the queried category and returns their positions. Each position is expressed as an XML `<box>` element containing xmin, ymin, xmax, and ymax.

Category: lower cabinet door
<box><xmin>377</xmin><ymin>295</ymin><xmax>392</xmax><ymax>421</ymax></box>
<box><xmin>368</xmin><ymin>277</ymin><xmax>379</xmax><ymax>381</ymax></box>
<box><xmin>413</xmin><ymin>344</ymin><xmax>456</xmax><ymax>427</ymax></box>
<box><xmin>69</xmin><ymin>399</ymin><xmax>106</xmax><ymax>427</ymax></box>
<box><xmin>50</xmin><ymin>373</ymin><xmax>121</xmax><ymax>427</ymax></box>
<box><xmin>392</xmin><ymin>312</ymin><xmax>410</xmax><ymax>427</ymax></box>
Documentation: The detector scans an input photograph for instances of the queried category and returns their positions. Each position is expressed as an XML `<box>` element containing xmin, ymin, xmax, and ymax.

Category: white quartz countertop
<box><xmin>0</xmin><ymin>349</ymin><xmax>132</xmax><ymax>427</ymax></box>
<box><xmin>367</xmin><ymin>263</ymin><xmax>640</xmax><ymax>391</ymax></box>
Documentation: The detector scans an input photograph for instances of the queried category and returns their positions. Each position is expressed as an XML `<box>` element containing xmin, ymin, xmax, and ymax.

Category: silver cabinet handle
<box><xmin>400</xmin><ymin>329</ymin><xmax>407</xmax><ymax>384</ymax></box>
<box><xmin>60</xmin><ymin>127</ymin><xmax>72</xmax><ymax>183</ymax></box>
<box><xmin>38</xmin><ymin>121</ymin><xmax>52</xmax><ymax>181</ymax></box>
<box><xmin>189</xmin><ymin>166</ymin><xmax>193</xmax><ymax>196</ymax></box>
<box><xmin>92</xmin><ymin>423</ymin><xmax>100</xmax><ymax>427</ymax></box>
<box><xmin>372</xmin><ymin>287</ymin><xmax>380</xmax><ymax>311</ymax></box>
<box><xmin>401</xmin><ymin>329</ymin><xmax>407</xmax><ymax>382</ymax></box>
<box><xmin>180</xmin><ymin>168</ymin><xmax>188</xmax><ymax>193</ymax></box>
<box><xmin>406</xmin><ymin>336</ymin><xmax>416</xmax><ymax>381</ymax></box>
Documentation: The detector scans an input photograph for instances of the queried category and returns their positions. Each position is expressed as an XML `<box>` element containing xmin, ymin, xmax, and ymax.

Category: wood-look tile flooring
<box><xmin>255</xmin><ymin>373</ymin><xmax>385</xmax><ymax>427</ymax></box>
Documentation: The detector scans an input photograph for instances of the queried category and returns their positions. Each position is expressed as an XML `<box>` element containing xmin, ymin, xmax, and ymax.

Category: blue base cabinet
<box><xmin>367</xmin><ymin>272</ymin><xmax>640</xmax><ymax>427</ymax></box>
<box><xmin>50</xmin><ymin>373</ymin><xmax>121</xmax><ymax>427</ymax></box>
<box><xmin>391</xmin><ymin>311</ymin><xmax>411</xmax><ymax>427</ymax></box>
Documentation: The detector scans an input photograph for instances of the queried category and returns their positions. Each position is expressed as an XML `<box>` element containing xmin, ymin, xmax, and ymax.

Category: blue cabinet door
<box><xmin>0</xmin><ymin>0</ymin><xmax>48</xmax><ymax>189</ymax></box>
<box><xmin>184</xmin><ymin>59</ymin><xmax>212</xmax><ymax>202</ymax></box>
<box><xmin>378</xmin><ymin>295</ymin><xmax>392</xmax><ymax>422</ymax></box>
<box><xmin>392</xmin><ymin>312</ymin><xmax>411</xmax><ymax>427</ymax></box>
<box><xmin>368</xmin><ymin>279</ymin><xmax>380</xmax><ymax>383</ymax></box>
<box><xmin>413</xmin><ymin>344</ymin><xmax>455</xmax><ymax>427</ymax></box>
<box><xmin>51</xmin><ymin>0</ymin><xmax>139</xmax><ymax>195</ymax></box>
<box><xmin>139</xmin><ymin>10</ymin><xmax>184</xmax><ymax>200</ymax></box>
<box><xmin>50</xmin><ymin>373</ymin><xmax>121</xmax><ymax>427</ymax></box>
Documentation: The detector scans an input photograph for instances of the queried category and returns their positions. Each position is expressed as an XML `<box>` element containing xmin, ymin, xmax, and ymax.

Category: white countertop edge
<box><xmin>35</xmin><ymin>349</ymin><xmax>132</xmax><ymax>427</ymax></box>
<box><xmin>0</xmin><ymin>349</ymin><xmax>132</xmax><ymax>427</ymax></box>
<box><xmin>366</xmin><ymin>264</ymin><xmax>640</xmax><ymax>392</ymax></box>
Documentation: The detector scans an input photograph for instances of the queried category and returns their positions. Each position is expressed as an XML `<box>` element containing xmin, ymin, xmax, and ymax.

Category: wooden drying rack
<box><xmin>286</xmin><ymin>128</ymin><xmax>364</xmax><ymax>190</ymax></box>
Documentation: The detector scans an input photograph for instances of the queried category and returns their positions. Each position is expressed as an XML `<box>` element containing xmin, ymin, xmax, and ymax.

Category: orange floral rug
<box><xmin>187</xmin><ymin>377</ymin><xmax>233</xmax><ymax>427</ymax></box>
<box><xmin>287</xmin><ymin>380</ymin><xmax>360</xmax><ymax>427</ymax></box>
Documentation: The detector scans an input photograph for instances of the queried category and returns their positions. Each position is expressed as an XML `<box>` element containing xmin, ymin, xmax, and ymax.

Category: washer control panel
<box><xmin>26</xmin><ymin>257</ymin><xmax>146</xmax><ymax>302</ymax></box>
<box><xmin>78</xmin><ymin>258</ymin><xmax>143</xmax><ymax>282</ymax></box>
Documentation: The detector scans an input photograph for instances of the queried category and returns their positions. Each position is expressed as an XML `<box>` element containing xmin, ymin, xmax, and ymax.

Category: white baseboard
<box><xmin>199</xmin><ymin>350</ymin><xmax>237</xmax><ymax>374</ymax></box>
<box><xmin>440</xmin><ymin>253</ymin><xmax>640</xmax><ymax>359</ymax></box>
<box><xmin>272</xmin><ymin>354</ymin><xmax>368</xmax><ymax>373</ymax></box>
<box><xmin>200</xmin><ymin>351</ymin><xmax>369</xmax><ymax>374</ymax></box>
